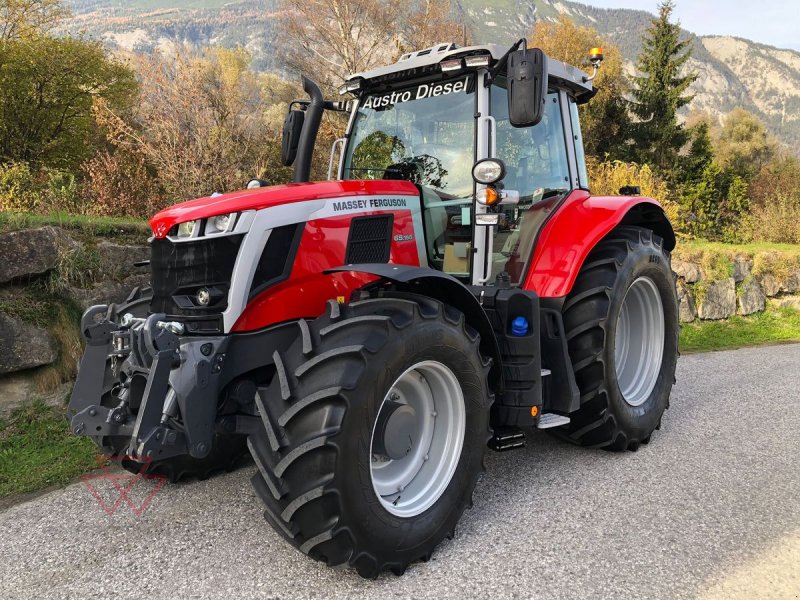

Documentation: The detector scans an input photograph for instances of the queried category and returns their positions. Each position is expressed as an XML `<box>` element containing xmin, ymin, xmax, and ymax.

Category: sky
<box><xmin>580</xmin><ymin>0</ymin><xmax>800</xmax><ymax>51</ymax></box>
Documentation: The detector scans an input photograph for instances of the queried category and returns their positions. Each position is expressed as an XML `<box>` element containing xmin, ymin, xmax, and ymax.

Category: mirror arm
<box><xmin>488</xmin><ymin>38</ymin><xmax>526</xmax><ymax>84</ymax></box>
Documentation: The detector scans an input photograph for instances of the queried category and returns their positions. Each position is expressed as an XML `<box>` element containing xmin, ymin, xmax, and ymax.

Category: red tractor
<box><xmin>68</xmin><ymin>41</ymin><xmax>678</xmax><ymax>578</ymax></box>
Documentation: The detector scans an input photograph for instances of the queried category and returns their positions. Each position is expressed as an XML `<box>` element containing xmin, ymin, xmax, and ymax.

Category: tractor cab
<box><xmin>334</xmin><ymin>42</ymin><xmax>597</xmax><ymax>287</ymax></box>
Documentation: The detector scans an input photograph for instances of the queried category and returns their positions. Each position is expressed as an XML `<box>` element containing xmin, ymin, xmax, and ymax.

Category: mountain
<box><xmin>61</xmin><ymin>0</ymin><xmax>800</xmax><ymax>152</ymax></box>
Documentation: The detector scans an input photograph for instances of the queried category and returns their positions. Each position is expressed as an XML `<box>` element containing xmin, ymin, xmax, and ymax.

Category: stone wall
<box><xmin>0</xmin><ymin>225</ymin><xmax>149</xmax><ymax>417</ymax></box>
<box><xmin>673</xmin><ymin>249</ymin><xmax>800</xmax><ymax>323</ymax></box>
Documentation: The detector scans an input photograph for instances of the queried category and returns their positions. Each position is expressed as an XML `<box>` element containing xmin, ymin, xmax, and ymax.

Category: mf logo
<box><xmin>80</xmin><ymin>456</ymin><xmax>167</xmax><ymax>516</ymax></box>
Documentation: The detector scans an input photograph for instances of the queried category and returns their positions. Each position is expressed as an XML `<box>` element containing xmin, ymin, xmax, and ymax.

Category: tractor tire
<box><xmin>94</xmin><ymin>286</ymin><xmax>249</xmax><ymax>482</ymax></box>
<box><xmin>247</xmin><ymin>295</ymin><xmax>492</xmax><ymax>578</ymax></box>
<box><xmin>558</xmin><ymin>226</ymin><xmax>679</xmax><ymax>451</ymax></box>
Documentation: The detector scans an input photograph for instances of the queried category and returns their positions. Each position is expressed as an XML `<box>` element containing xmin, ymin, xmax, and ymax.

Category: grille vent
<box><xmin>345</xmin><ymin>215</ymin><xmax>394</xmax><ymax>264</ymax></box>
<box><xmin>249</xmin><ymin>223</ymin><xmax>303</xmax><ymax>299</ymax></box>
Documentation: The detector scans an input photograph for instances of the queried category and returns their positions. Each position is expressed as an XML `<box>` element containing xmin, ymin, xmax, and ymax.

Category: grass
<box><xmin>0</xmin><ymin>401</ymin><xmax>103</xmax><ymax>498</ymax></box>
<box><xmin>676</xmin><ymin>239</ymin><xmax>800</xmax><ymax>257</ymax></box>
<box><xmin>0</xmin><ymin>211</ymin><xmax>149</xmax><ymax>243</ymax></box>
<box><xmin>680</xmin><ymin>306</ymin><xmax>800</xmax><ymax>354</ymax></box>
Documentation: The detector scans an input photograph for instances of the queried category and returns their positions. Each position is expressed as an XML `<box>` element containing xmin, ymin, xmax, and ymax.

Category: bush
<box><xmin>81</xmin><ymin>148</ymin><xmax>163</xmax><ymax>218</ymax></box>
<box><xmin>746</xmin><ymin>194</ymin><xmax>800</xmax><ymax>244</ymax></box>
<box><xmin>587</xmin><ymin>159</ymin><xmax>681</xmax><ymax>226</ymax></box>
<box><xmin>0</xmin><ymin>162</ymin><xmax>41</xmax><ymax>211</ymax></box>
<box><xmin>44</xmin><ymin>169</ymin><xmax>83</xmax><ymax>213</ymax></box>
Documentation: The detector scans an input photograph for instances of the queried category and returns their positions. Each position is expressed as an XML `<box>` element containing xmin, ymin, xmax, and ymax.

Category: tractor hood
<box><xmin>149</xmin><ymin>179</ymin><xmax>419</xmax><ymax>238</ymax></box>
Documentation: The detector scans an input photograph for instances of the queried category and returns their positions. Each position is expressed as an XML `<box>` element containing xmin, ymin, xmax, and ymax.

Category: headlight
<box><xmin>210</xmin><ymin>213</ymin><xmax>232</xmax><ymax>233</ymax></box>
<box><xmin>176</xmin><ymin>220</ymin><xmax>199</xmax><ymax>239</ymax></box>
<box><xmin>203</xmin><ymin>212</ymin><xmax>238</xmax><ymax>236</ymax></box>
<box><xmin>472</xmin><ymin>158</ymin><xmax>506</xmax><ymax>185</ymax></box>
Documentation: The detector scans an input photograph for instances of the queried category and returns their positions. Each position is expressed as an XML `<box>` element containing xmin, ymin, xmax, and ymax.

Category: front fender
<box><xmin>326</xmin><ymin>264</ymin><xmax>503</xmax><ymax>390</ymax></box>
<box><xmin>523</xmin><ymin>190</ymin><xmax>675</xmax><ymax>298</ymax></box>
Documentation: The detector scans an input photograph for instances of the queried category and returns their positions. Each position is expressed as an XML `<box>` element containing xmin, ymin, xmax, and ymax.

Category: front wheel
<box><xmin>559</xmin><ymin>226</ymin><xmax>679</xmax><ymax>450</ymax></box>
<box><xmin>247</xmin><ymin>295</ymin><xmax>492</xmax><ymax>578</ymax></box>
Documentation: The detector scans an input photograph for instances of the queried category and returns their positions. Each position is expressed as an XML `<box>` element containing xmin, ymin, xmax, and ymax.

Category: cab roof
<box><xmin>347</xmin><ymin>42</ymin><xmax>596</xmax><ymax>102</ymax></box>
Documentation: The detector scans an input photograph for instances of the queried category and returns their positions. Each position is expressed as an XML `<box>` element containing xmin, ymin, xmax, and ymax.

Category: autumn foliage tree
<box><xmin>91</xmin><ymin>48</ymin><xmax>292</xmax><ymax>206</ymax></box>
<box><xmin>713</xmin><ymin>108</ymin><xmax>778</xmax><ymax>180</ymax></box>
<box><xmin>277</xmin><ymin>0</ymin><xmax>468</xmax><ymax>92</ymax></box>
<box><xmin>0</xmin><ymin>0</ymin><xmax>67</xmax><ymax>41</ymax></box>
<box><xmin>530</xmin><ymin>17</ymin><xmax>630</xmax><ymax>161</ymax></box>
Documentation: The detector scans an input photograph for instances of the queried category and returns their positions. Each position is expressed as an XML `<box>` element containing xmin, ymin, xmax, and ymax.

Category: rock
<box><xmin>784</xmin><ymin>270</ymin><xmax>800</xmax><ymax>294</ymax></box>
<box><xmin>0</xmin><ymin>374</ymin><xmax>71</xmax><ymax>418</ymax></box>
<box><xmin>68</xmin><ymin>274</ymin><xmax>150</xmax><ymax>311</ymax></box>
<box><xmin>677</xmin><ymin>281</ymin><xmax>697</xmax><ymax>322</ymax></box>
<box><xmin>0</xmin><ymin>314</ymin><xmax>58</xmax><ymax>375</ymax></box>
<box><xmin>737</xmin><ymin>279</ymin><xmax>765</xmax><ymax>315</ymax></box>
<box><xmin>759</xmin><ymin>274</ymin><xmax>781</xmax><ymax>297</ymax></box>
<box><xmin>96</xmin><ymin>242</ymin><xmax>150</xmax><ymax>280</ymax></box>
<box><xmin>697</xmin><ymin>278</ymin><xmax>736</xmax><ymax>320</ymax></box>
<box><xmin>673</xmin><ymin>259</ymin><xmax>702</xmax><ymax>283</ymax></box>
<box><xmin>732</xmin><ymin>256</ymin><xmax>752</xmax><ymax>283</ymax></box>
<box><xmin>0</xmin><ymin>227</ymin><xmax>77</xmax><ymax>283</ymax></box>
<box><xmin>772</xmin><ymin>295</ymin><xmax>800</xmax><ymax>311</ymax></box>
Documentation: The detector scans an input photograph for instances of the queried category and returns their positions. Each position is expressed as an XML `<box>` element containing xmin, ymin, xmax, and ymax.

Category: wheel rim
<box><xmin>370</xmin><ymin>360</ymin><xmax>466</xmax><ymax>518</ymax></box>
<box><xmin>614</xmin><ymin>276</ymin><xmax>665</xmax><ymax>407</ymax></box>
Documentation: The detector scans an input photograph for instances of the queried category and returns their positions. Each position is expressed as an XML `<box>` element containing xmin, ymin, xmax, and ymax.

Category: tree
<box><xmin>530</xmin><ymin>17</ymin><xmax>630</xmax><ymax>160</ymax></box>
<box><xmin>277</xmin><ymin>0</ymin><xmax>468</xmax><ymax>92</ymax></box>
<box><xmin>713</xmin><ymin>108</ymin><xmax>778</xmax><ymax>180</ymax></box>
<box><xmin>681</xmin><ymin>114</ymin><xmax>714</xmax><ymax>185</ymax></box>
<box><xmin>0</xmin><ymin>0</ymin><xmax>68</xmax><ymax>41</ymax></box>
<box><xmin>630</xmin><ymin>1</ymin><xmax>697</xmax><ymax>174</ymax></box>
<box><xmin>95</xmin><ymin>48</ymin><xmax>292</xmax><ymax>203</ymax></box>
<box><xmin>398</xmin><ymin>0</ymin><xmax>468</xmax><ymax>57</ymax></box>
<box><xmin>0</xmin><ymin>36</ymin><xmax>137</xmax><ymax>170</ymax></box>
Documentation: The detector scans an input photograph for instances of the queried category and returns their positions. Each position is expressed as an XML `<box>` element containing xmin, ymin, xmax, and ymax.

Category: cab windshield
<box><xmin>342</xmin><ymin>76</ymin><xmax>475</xmax><ymax>199</ymax></box>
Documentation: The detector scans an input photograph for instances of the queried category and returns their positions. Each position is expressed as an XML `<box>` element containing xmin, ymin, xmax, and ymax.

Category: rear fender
<box><xmin>523</xmin><ymin>190</ymin><xmax>675</xmax><ymax>298</ymax></box>
<box><xmin>326</xmin><ymin>264</ymin><xmax>503</xmax><ymax>391</ymax></box>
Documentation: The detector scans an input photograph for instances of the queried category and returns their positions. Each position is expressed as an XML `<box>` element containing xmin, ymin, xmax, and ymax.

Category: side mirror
<box><xmin>281</xmin><ymin>108</ymin><xmax>305</xmax><ymax>166</ymax></box>
<box><xmin>507</xmin><ymin>48</ymin><xmax>547</xmax><ymax>128</ymax></box>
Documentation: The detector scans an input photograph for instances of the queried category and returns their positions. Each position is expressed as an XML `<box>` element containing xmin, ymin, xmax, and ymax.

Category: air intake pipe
<box><xmin>293</xmin><ymin>75</ymin><xmax>324</xmax><ymax>183</ymax></box>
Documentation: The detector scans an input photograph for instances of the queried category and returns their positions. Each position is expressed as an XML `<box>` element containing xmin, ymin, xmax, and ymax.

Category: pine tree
<box><xmin>683</xmin><ymin>120</ymin><xmax>714</xmax><ymax>184</ymax></box>
<box><xmin>630</xmin><ymin>1</ymin><xmax>697</xmax><ymax>175</ymax></box>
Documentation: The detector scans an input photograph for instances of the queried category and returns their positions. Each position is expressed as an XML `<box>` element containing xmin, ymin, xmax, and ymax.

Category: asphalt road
<box><xmin>1</xmin><ymin>344</ymin><xmax>799</xmax><ymax>599</ymax></box>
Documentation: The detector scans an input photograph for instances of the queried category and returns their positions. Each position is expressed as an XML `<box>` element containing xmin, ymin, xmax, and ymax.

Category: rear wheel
<box><xmin>559</xmin><ymin>226</ymin><xmax>678</xmax><ymax>450</ymax></box>
<box><xmin>247</xmin><ymin>295</ymin><xmax>492</xmax><ymax>578</ymax></box>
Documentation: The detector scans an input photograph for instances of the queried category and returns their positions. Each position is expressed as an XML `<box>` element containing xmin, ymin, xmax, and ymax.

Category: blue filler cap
<box><xmin>511</xmin><ymin>316</ymin><xmax>529</xmax><ymax>337</ymax></box>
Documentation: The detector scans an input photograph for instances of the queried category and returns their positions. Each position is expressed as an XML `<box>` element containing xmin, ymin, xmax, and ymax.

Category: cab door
<box><xmin>478</xmin><ymin>83</ymin><xmax>584</xmax><ymax>286</ymax></box>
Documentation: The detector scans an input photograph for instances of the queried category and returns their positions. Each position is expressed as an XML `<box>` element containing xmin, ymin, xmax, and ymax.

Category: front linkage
<box><xmin>68</xmin><ymin>300</ymin><xmax>232</xmax><ymax>465</ymax></box>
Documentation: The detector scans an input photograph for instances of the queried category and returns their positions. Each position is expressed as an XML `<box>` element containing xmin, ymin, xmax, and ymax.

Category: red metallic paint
<box><xmin>149</xmin><ymin>180</ymin><xmax>419</xmax><ymax>238</ymax></box>
<box><xmin>522</xmin><ymin>189</ymin><xmax>665</xmax><ymax>298</ymax></box>
<box><xmin>231</xmin><ymin>210</ymin><xmax>420</xmax><ymax>332</ymax></box>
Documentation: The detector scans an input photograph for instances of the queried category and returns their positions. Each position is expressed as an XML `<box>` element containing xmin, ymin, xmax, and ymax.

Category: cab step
<box><xmin>488</xmin><ymin>427</ymin><xmax>526</xmax><ymax>451</ymax></box>
<box><xmin>536</xmin><ymin>413</ymin><xmax>570</xmax><ymax>429</ymax></box>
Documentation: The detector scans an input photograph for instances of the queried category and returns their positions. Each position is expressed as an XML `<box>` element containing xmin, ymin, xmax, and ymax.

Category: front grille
<box><xmin>149</xmin><ymin>235</ymin><xmax>243</xmax><ymax>316</ymax></box>
<box><xmin>345</xmin><ymin>215</ymin><xmax>393</xmax><ymax>264</ymax></box>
